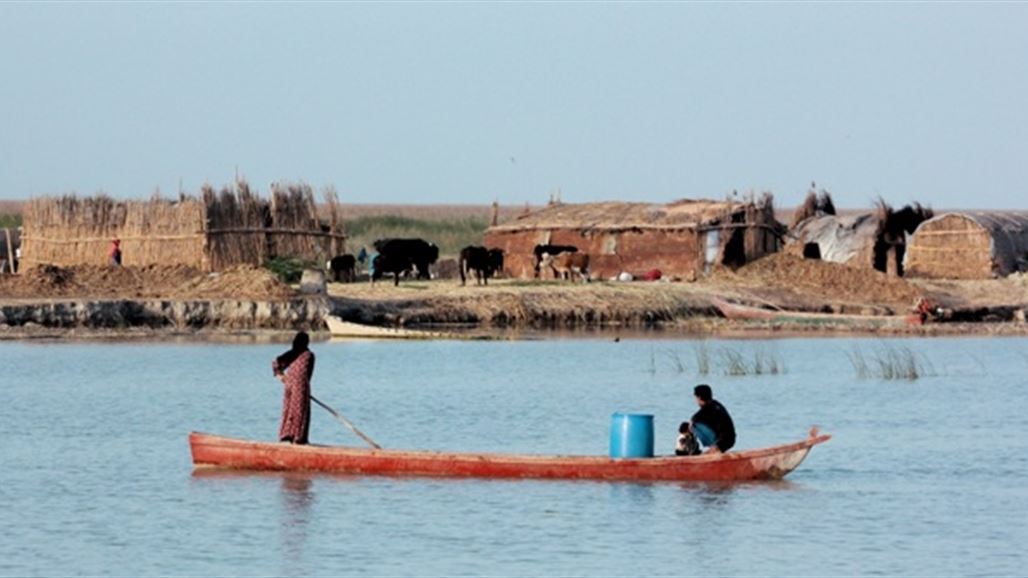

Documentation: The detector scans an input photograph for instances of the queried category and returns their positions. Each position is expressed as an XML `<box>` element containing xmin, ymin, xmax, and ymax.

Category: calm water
<box><xmin>1</xmin><ymin>336</ymin><xmax>1026</xmax><ymax>576</ymax></box>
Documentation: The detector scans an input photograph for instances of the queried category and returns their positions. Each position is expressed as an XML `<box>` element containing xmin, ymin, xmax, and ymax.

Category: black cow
<box><xmin>374</xmin><ymin>238</ymin><xmax>439</xmax><ymax>280</ymax></box>
<box><xmin>533</xmin><ymin>244</ymin><xmax>578</xmax><ymax>278</ymax></box>
<box><xmin>371</xmin><ymin>253</ymin><xmax>415</xmax><ymax>286</ymax></box>
<box><xmin>459</xmin><ymin>246</ymin><xmax>505</xmax><ymax>286</ymax></box>
<box><xmin>488</xmin><ymin>248</ymin><xmax>504</xmax><ymax>278</ymax></box>
<box><xmin>326</xmin><ymin>254</ymin><xmax>357</xmax><ymax>283</ymax></box>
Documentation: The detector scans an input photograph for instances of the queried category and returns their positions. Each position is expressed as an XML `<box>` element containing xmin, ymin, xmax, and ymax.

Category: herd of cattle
<box><xmin>326</xmin><ymin>240</ymin><xmax>590</xmax><ymax>286</ymax></box>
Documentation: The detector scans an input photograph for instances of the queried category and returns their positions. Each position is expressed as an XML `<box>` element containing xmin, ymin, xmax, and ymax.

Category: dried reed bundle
<box><xmin>21</xmin><ymin>181</ymin><xmax>346</xmax><ymax>271</ymax></box>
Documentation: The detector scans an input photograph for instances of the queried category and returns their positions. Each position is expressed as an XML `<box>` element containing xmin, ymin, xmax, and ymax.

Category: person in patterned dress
<box><xmin>273</xmin><ymin>331</ymin><xmax>315</xmax><ymax>444</ymax></box>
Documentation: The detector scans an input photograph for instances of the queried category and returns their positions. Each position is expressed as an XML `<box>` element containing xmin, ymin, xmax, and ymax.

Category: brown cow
<box><xmin>540</xmin><ymin>252</ymin><xmax>590</xmax><ymax>283</ymax></box>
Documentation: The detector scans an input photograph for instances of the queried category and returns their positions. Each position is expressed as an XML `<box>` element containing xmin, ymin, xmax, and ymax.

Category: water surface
<box><xmin>1</xmin><ymin>336</ymin><xmax>1026</xmax><ymax>576</ymax></box>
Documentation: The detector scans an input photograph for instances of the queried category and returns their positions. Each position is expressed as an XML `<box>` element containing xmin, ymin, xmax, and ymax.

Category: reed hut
<box><xmin>787</xmin><ymin>199</ymin><xmax>932</xmax><ymax>277</ymax></box>
<box><xmin>904</xmin><ymin>211</ymin><xmax>1028</xmax><ymax>279</ymax></box>
<box><xmin>484</xmin><ymin>196</ymin><xmax>782</xmax><ymax>280</ymax></box>
<box><xmin>19</xmin><ymin>182</ymin><xmax>345</xmax><ymax>272</ymax></box>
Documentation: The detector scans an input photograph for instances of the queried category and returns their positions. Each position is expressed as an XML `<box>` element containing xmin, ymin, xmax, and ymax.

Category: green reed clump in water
<box><xmin>717</xmin><ymin>347</ymin><xmax>785</xmax><ymax>376</ymax></box>
<box><xmin>650</xmin><ymin>343</ymin><xmax>784</xmax><ymax>376</ymax></box>
<box><xmin>847</xmin><ymin>344</ymin><xmax>934</xmax><ymax>380</ymax></box>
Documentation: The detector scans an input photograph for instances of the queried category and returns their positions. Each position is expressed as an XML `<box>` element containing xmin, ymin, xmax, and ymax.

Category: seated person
<box><xmin>675</xmin><ymin>421</ymin><xmax>701</xmax><ymax>456</ymax></box>
<box><xmin>690</xmin><ymin>384</ymin><xmax>736</xmax><ymax>454</ymax></box>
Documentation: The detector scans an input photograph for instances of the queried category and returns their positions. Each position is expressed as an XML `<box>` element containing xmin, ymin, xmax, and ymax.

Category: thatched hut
<box><xmin>904</xmin><ymin>212</ymin><xmax>1028</xmax><ymax>279</ymax></box>
<box><xmin>484</xmin><ymin>197</ymin><xmax>782</xmax><ymax>280</ymax></box>
<box><xmin>20</xmin><ymin>182</ymin><xmax>345</xmax><ymax>272</ymax></box>
<box><xmin>787</xmin><ymin>199</ymin><xmax>932</xmax><ymax>277</ymax></box>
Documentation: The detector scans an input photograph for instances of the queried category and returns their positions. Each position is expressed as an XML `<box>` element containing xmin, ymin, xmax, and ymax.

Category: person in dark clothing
<box><xmin>690</xmin><ymin>384</ymin><xmax>735</xmax><ymax>454</ymax></box>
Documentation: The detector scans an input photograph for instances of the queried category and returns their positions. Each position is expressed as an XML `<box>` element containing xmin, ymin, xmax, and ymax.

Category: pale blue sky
<box><xmin>2</xmin><ymin>2</ymin><xmax>1026</xmax><ymax>209</ymax></box>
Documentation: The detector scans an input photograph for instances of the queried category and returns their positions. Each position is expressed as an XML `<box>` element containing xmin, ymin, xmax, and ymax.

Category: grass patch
<box><xmin>0</xmin><ymin>214</ymin><xmax>21</xmax><ymax>229</ymax></box>
<box><xmin>343</xmin><ymin>215</ymin><xmax>489</xmax><ymax>258</ymax></box>
<box><xmin>264</xmin><ymin>257</ymin><xmax>319</xmax><ymax>284</ymax></box>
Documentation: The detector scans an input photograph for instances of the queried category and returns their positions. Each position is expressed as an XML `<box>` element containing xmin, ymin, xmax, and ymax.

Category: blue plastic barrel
<box><xmin>609</xmin><ymin>413</ymin><xmax>655</xmax><ymax>458</ymax></box>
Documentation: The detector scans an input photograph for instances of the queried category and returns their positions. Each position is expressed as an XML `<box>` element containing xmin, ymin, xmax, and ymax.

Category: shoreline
<box><xmin>2</xmin><ymin>284</ymin><xmax>1027</xmax><ymax>340</ymax></box>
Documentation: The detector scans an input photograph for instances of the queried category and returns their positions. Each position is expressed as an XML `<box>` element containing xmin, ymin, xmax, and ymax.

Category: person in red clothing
<box><xmin>273</xmin><ymin>331</ymin><xmax>315</xmax><ymax>444</ymax></box>
<box><xmin>108</xmin><ymin>238</ymin><xmax>122</xmax><ymax>266</ymax></box>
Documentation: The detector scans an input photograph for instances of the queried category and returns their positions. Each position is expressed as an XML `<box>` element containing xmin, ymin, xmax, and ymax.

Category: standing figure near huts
<box><xmin>273</xmin><ymin>331</ymin><xmax>315</xmax><ymax>444</ymax></box>
<box><xmin>108</xmin><ymin>238</ymin><xmax>122</xmax><ymax>267</ymax></box>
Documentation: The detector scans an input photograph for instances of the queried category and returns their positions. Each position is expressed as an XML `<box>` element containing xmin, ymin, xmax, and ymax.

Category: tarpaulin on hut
<box><xmin>787</xmin><ymin>213</ymin><xmax>880</xmax><ymax>266</ymax></box>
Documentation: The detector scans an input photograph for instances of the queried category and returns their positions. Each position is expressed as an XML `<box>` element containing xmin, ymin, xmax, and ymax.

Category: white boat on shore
<box><xmin>324</xmin><ymin>315</ymin><xmax>478</xmax><ymax>340</ymax></box>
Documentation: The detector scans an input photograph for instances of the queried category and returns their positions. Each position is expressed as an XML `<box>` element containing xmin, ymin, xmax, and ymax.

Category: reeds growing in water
<box><xmin>651</xmin><ymin>343</ymin><xmax>785</xmax><ymax>376</ymax></box>
<box><xmin>846</xmin><ymin>344</ymin><xmax>934</xmax><ymax>380</ymax></box>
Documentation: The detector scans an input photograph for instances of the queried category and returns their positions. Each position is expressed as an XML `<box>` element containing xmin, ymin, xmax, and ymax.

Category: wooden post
<box><xmin>4</xmin><ymin>228</ymin><xmax>14</xmax><ymax>274</ymax></box>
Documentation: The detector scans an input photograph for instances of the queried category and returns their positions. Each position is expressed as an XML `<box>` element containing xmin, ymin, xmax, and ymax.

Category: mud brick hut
<box><xmin>787</xmin><ymin>199</ymin><xmax>932</xmax><ymax>277</ymax></box>
<box><xmin>19</xmin><ymin>182</ymin><xmax>345</xmax><ymax>272</ymax></box>
<box><xmin>904</xmin><ymin>211</ymin><xmax>1028</xmax><ymax>279</ymax></box>
<box><xmin>484</xmin><ymin>197</ymin><xmax>782</xmax><ymax>280</ymax></box>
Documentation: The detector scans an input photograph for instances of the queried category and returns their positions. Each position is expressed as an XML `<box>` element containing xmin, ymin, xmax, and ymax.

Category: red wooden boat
<box><xmin>189</xmin><ymin>429</ymin><xmax>831</xmax><ymax>482</ymax></box>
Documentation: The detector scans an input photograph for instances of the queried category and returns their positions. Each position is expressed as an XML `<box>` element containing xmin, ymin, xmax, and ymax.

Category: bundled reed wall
<box><xmin>21</xmin><ymin>183</ymin><xmax>345</xmax><ymax>272</ymax></box>
<box><xmin>267</xmin><ymin>183</ymin><xmax>330</xmax><ymax>261</ymax></box>
<box><xmin>905</xmin><ymin>212</ymin><xmax>1028</xmax><ymax>279</ymax></box>
<box><xmin>21</xmin><ymin>195</ymin><xmax>206</xmax><ymax>268</ymax></box>
<box><xmin>203</xmin><ymin>183</ymin><xmax>270</xmax><ymax>271</ymax></box>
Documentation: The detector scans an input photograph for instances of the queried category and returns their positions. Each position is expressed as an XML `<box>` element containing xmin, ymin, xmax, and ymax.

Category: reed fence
<box><xmin>20</xmin><ymin>182</ymin><xmax>345</xmax><ymax>271</ymax></box>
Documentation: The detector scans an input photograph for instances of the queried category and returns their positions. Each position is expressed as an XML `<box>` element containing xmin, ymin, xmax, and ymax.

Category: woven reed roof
<box><xmin>489</xmin><ymin>199</ymin><xmax>747</xmax><ymax>232</ymax></box>
<box><xmin>940</xmin><ymin>211</ymin><xmax>1028</xmax><ymax>233</ymax></box>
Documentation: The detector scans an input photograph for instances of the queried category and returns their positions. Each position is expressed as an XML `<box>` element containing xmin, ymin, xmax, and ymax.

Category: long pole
<box><xmin>4</xmin><ymin>228</ymin><xmax>14</xmax><ymax>274</ymax></box>
<box><xmin>311</xmin><ymin>395</ymin><xmax>382</xmax><ymax>449</ymax></box>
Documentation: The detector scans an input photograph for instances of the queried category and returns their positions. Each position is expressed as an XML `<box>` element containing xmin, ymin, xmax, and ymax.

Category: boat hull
<box><xmin>712</xmin><ymin>298</ymin><xmax>916</xmax><ymax>327</ymax></box>
<box><xmin>189</xmin><ymin>432</ymin><xmax>830</xmax><ymax>482</ymax></box>
<box><xmin>325</xmin><ymin>316</ymin><xmax>451</xmax><ymax>339</ymax></box>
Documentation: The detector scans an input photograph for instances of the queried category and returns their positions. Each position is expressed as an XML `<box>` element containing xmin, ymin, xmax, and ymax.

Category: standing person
<box><xmin>273</xmin><ymin>331</ymin><xmax>315</xmax><ymax>444</ymax></box>
<box><xmin>108</xmin><ymin>238</ymin><xmax>122</xmax><ymax>266</ymax></box>
<box><xmin>687</xmin><ymin>384</ymin><xmax>736</xmax><ymax>454</ymax></box>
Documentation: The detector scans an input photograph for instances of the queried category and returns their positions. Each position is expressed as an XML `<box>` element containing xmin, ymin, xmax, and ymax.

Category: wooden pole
<box><xmin>311</xmin><ymin>395</ymin><xmax>382</xmax><ymax>449</ymax></box>
<box><xmin>4</xmin><ymin>228</ymin><xmax>14</xmax><ymax>274</ymax></box>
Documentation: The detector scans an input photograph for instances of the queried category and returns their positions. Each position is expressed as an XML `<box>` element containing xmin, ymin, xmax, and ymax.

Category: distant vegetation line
<box><xmin>342</xmin><ymin>215</ymin><xmax>490</xmax><ymax>258</ymax></box>
<box><xmin>0</xmin><ymin>214</ymin><xmax>21</xmax><ymax>228</ymax></box>
<box><xmin>336</xmin><ymin>203</ymin><xmax>530</xmax><ymax>222</ymax></box>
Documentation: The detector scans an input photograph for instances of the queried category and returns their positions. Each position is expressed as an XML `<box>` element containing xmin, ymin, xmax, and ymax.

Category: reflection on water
<box><xmin>607</xmin><ymin>481</ymin><xmax>655</xmax><ymax>504</ymax></box>
<box><xmin>280</xmin><ymin>475</ymin><xmax>315</xmax><ymax>573</ymax></box>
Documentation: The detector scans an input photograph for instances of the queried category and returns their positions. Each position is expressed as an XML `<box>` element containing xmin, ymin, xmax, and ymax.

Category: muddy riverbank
<box><xmin>1</xmin><ymin>255</ymin><xmax>1025</xmax><ymax>339</ymax></box>
<box><xmin>0</xmin><ymin>298</ymin><xmax>326</xmax><ymax>338</ymax></box>
<box><xmin>2</xmin><ymin>284</ymin><xmax>1026</xmax><ymax>340</ymax></box>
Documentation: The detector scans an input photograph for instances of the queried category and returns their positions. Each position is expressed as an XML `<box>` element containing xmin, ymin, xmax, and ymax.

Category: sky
<box><xmin>1</xmin><ymin>2</ymin><xmax>1027</xmax><ymax>209</ymax></box>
